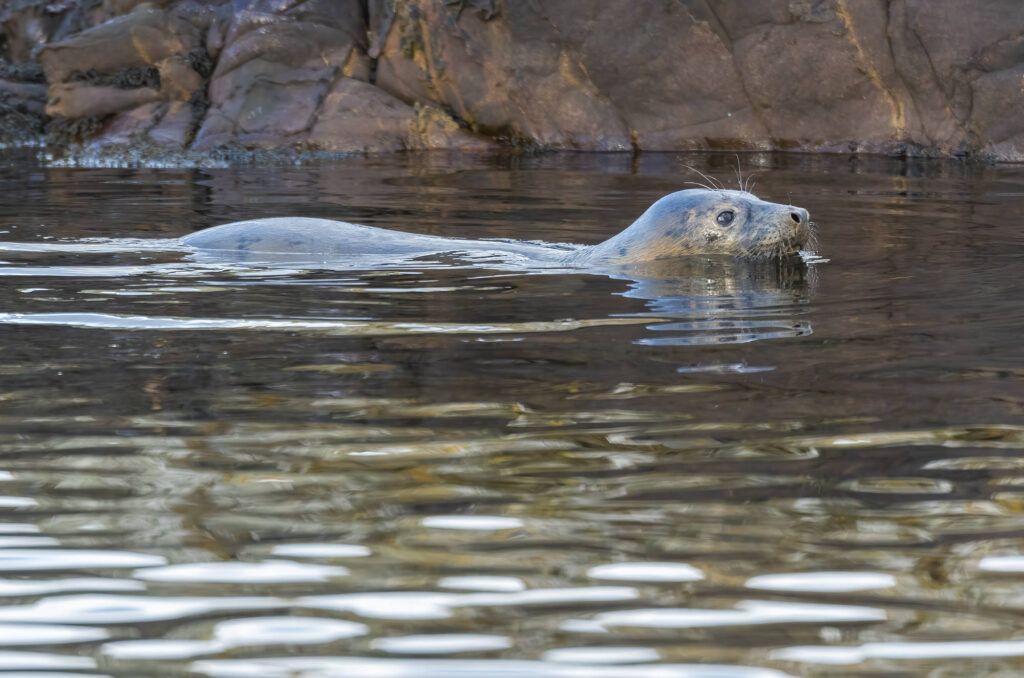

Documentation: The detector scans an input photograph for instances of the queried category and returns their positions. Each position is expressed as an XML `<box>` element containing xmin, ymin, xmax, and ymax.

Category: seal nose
<box><xmin>789</xmin><ymin>208</ymin><xmax>809</xmax><ymax>225</ymax></box>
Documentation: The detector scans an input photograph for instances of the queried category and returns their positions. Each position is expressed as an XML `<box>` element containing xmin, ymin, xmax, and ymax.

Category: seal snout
<box><xmin>789</xmin><ymin>207</ymin><xmax>809</xmax><ymax>226</ymax></box>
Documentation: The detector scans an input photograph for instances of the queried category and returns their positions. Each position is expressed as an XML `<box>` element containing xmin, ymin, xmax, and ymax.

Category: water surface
<box><xmin>1</xmin><ymin>151</ymin><xmax>1024</xmax><ymax>677</ymax></box>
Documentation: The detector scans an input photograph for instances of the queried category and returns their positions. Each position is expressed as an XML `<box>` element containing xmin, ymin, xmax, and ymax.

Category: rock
<box><xmin>307</xmin><ymin>77</ymin><xmax>412</xmax><ymax>152</ymax></box>
<box><xmin>1</xmin><ymin>0</ymin><xmax>103</xmax><ymax>63</ymax></box>
<box><xmin>0</xmin><ymin>79</ymin><xmax>47</xmax><ymax>115</ymax></box>
<box><xmin>371</xmin><ymin>0</ymin><xmax>757</xmax><ymax>150</ymax></box>
<box><xmin>306</xmin><ymin>77</ymin><xmax>493</xmax><ymax>152</ymax></box>
<box><xmin>95</xmin><ymin>101</ymin><xmax>165</xmax><ymax>144</ymax></box>
<box><xmin>0</xmin><ymin>62</ymin><xmax>45</xmax><ymax>83</ymax></box>
<box><xmin>101</xmin><ymin>0</ymin><xmax>176</xmax><ymax>20</ymax></box>
<box><xmin>2</xmin><ymin>0</ymin><xmax>1024</xmax><ymax>159</ymax></box>
<box><xmin>148</xmin><ymin>100</ymin><xmax>193</xmax><ymax>146</ymax></box>
<box><xmin>38</xmin><ymin>7</ymin><xmax>199</xmax><ymax>84</ymax></box>
<box><xmin>46</xmin><ymin>82</ymin><xmax>161</xmax><ymax>118</ymax></box>
<box><xmin>157</xmin><ymin>54</ymin><xmax>203</xmax><ymax>100</ymax></box>
<box><xmin>367</xmin><ymin>0</ymin><xmax>1024</xmax><ymax>157</ymax></box>
<box><xmin>406</xmin><ymin>102</ymin><xmax>496</xmax><ymax>151</ymax></box>
<box><xmin>194</xmin><ymin>60</ymin><xmax>334</xmax><ymax>149</ymax></box>
<box><xmin>193</xmin><ymin>1</ymin><xmax>368</xmax><ymax>150</ymax></box>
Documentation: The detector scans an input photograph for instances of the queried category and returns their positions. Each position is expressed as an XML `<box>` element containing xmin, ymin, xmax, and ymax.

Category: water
<box><xmin>0</xmin><ymin>150</ymin><xmax>1023</xmax><ymax>677</ymax></box>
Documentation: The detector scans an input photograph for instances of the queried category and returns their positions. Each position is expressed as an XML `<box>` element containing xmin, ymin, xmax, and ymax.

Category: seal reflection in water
<box><xmin>182</xmin><ymin>188</ymin><xmax>811</xmax><ymax>268</ymax></box>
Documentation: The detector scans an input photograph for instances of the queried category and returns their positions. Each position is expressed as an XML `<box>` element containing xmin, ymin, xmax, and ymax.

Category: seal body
<box><xmin>182</xmin><ymin>189</ymin><xmax>811</xmax><ymax>267</ymax></box>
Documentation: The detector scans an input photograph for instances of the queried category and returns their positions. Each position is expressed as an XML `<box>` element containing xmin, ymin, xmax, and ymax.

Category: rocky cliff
<box><xmin>2</xmin><ymin>0</ymin><xmax>1023</xmax><ymax>160</ymax></box>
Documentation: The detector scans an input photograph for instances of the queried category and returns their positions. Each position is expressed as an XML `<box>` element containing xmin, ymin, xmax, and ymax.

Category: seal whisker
<box><xmin>743</xmin><ymin>171</ymin><xmax>762</xmax><ymax>194</ymax></box>
<box><xmin>684</xmin><ymin>181</ymin><xmax>714</xmax><ymax>190</ymax></box>
<box><xmin>681</xmin><ymin>164</ymin><xmax>723</xmax><ymax>191</ymax></box>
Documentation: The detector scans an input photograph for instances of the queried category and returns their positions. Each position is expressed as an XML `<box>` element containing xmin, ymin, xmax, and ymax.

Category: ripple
<box><xmin>0</xmin><ymin>312</ymin><xmax>656</xmax><ymax>336</ymax></box>
<box><xmin>774</xmin><ymin>640</ymin><xmax>1024</xmax><ymax>664</ymax></box>
<box><xmin>839</xmin><ymin>477</ymin><xmax>954</xmax><ymax>494</ymax></box>
<box><xmin>102</xmin><ymin>616</ymin><xmax>368</xmax><ymax>659</ymax></box>
<box><xmin>0</xmin><ymin>594</ymin><xmax>283</xmax><ymax>624</ymax></box>
<box><xmin>301</xmin><ymin>587</ymin><xmax>639</xmax><ymax>620</ymax></box>
<box><xmin>371</xmin><ymin>634</ymin><xmax>513</xmax><ymax>654</ymax></box>
<box><xmin>560</xmin><ymin>601</ymin><xmax>886</xmax><ymax>632</ymax></box>
<box><xmin>542</xmin><ymin>647</ymin><xmax>661</xmax><ymax>664</ymax></box>
<box><xmin>0</xmin><ymin>536</ymin><xmax>60</xmax><ymax>547</ymax></box>
<box><xmin>420</xmin><ymin>516</ymin><xmax>525</xmax><ymax>530</ymax></box>
<box><xmin>745</xmin><ymin>572</ymin><xmax>897</xmax><ymax>592</ymax></box>
<box><xmin>438</xmin><ymin>576</ymin><xmax>526</xmax><ymax>592</ymax></box>
<box><xmin>0</xmin><ymin>651</ymin><xmax>96</xmax><ymax>671</ymax></box>
<box><xmin>0</xmin><ymin>523</ymin><xmax>39</xmax><ymax>534</ymax></box>
<box><xmin>978</xmin><ymin>555</ymin><xmax>1024</xmax><ymax>572</ymax></box>
<box><xmin>0</xmin><ymin>578</ymin><xmax>145</xmax><ymax>597</ymax></box>
<box><xmin>0</xmin><ymin>623</ymin><xmax>108</xmax><ymax>645</ymax></box>
<box><xmin>586</xmin><ymin>562</ymin><xmax>705</xmax><ymax>583</ymax></box>
<box><xmin>270</xmin><ymin>543</ymin><xmax>371</xmax><ymax>558</ymax></box>
<box><xmin>215</xmin><ymin>616</ymin><xmax>368</xmax><ymax>645</ymax></box>
<box><xmin>102</xmin><ymin>639</ymin><xmax>221</xmax><ymax>660</ymax></box>
<box><xmin>192</xmin><ymin>657</ymin><xmax>796</xmax><ymax>678</ymax></box>
<box><xmin>0</xmin><ymin>496</ymin><xmax>38</xmax><ymax>507</ymax></box>
<box><xmin>133</xmin><ymin>560</ymin><xmax>350</xmax><ymax>583</ymax></box>
<box><xmin>0</xmin><ymin>549</ymin><xmax>166</xmax><ymax>571</ymax></box>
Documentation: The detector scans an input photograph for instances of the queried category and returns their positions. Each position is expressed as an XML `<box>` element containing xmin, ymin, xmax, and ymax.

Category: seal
<box><xmin>181</xmin><ymin>188</ymin><xmax>811</xmax><ymax>267</ymax></box>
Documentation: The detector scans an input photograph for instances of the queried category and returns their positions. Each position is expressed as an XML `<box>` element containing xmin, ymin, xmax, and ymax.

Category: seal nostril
<box><xmin>790</xmin><ymin>212</ymin><xmax>801</xmax><ymax>224</ymax></box>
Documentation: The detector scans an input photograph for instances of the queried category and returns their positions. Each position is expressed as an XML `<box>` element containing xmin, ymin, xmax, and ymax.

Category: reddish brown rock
<box><xmin>95</xmin><ymin>101</ymin><xmax>165</xmax><ymax>144</ymax></box>
<box><xmin>368</xmin><ymin>0</ymin><xmax>1024</xmax><ymax>157</ymax></box>
<box><xmin>193</xmin><ymin>1</ymin><xmax>368</xmax><ymax>150</ymax></box>
<box><xmin>148</xmin><ymin>100</ymin><xmax>193</xmax><ymax>146</ymax></box>
<box><xmin>372</xmin><ymin>0</ymin><xmax>764</xmax><ymax>150</ymax></box>
<box><xmin>157</xmin><ymin>55</ymin><xmax>203</xmax><ymax>101</ymax></box>
<box><xmin>307</xmin><ymin>77</ymin><xmax>493</xmax><ymax>152</ymax></box>
<box><xmin>46</xmin><ymin>82</ymin><xmax>161</xmax><ymax>119</ymax></box>
<box><xmin>308</xmin><ymin>77</ymin><xmax>414</xmax><ymax>153</ymax></box>
<box><xmin>3</xmin><ymin>0</ymin><xmax>1024</xmax><ymax>159</ymax></box>
<box><xmin>38</xmin><ymin>7</ymin><xmax>199</xmax><ymax>84</ymax></box>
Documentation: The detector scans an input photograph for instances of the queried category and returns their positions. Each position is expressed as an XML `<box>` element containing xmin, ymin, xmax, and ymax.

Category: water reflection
<box><xmin>0</xmin><ymin>152</ymin><xmax>1023</xmax><ymax>677</ymax></box>
<box><xmin>614</xmin><ymin>256</ymin><xmax>813</xmax><ymax>346</ymax></box>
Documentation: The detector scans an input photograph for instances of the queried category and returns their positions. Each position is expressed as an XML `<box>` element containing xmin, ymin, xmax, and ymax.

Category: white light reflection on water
<box><xmin>420</xmin><ymin>515</ymin><xmax>525</xmax><ymax>530</ymax></box>
<box><xmin>0</xmin><ymin>595</ymin><xmax>284</xmax><ymax>625</ymax></box>
<box><xmin>269</xmin><ymin>543</ymin><xmax>371</xmax><ymax>558</ymax></box>
<box><xmin>0</xmin><ymin>623</ymin><xmax>108</xmax><ymax>645</ymax></box>
<box><xmin>978</xmin><ymin>555</ymin><xmax>1024</xmax><ymax>572</ymax></box>
<box><xmin>586</xmin><ymin>562</ymin><xmax>705</xmax><ymax>582</ymax></box>
<box><xmin>103</xmin><ymin>616</ymin><xmax>368</xmax><ymax>660</ymax></box>
<box><xmin>560</xmin><ymin>601</ymin><xmax>886</xmax><ymax>632</ymax></box>
<box><xmin>0</xmin><ymin>549</ymin><xmax>165</xmax><ymax>571</ymax></box>
<box><xmin>0</xmin><ymin>312</ymin><xmax>654</xmax><ymax>335</ymax></box>
<box><xmin>370</xmin><ymin>634</ymin><xmax>513</xmax><ymax>654</ymax></box>
<box><xmin>773</xmin><ymin>640</ymin><xmax>1024</xmax><ymax>664</ymax></box>
<box><xmin>133</xmin><ymin>559</ymin><xmax>350</xmax><ymax>583</ymax></box>
<box><xmin>192</xmin><ymin>657</ymin><xmax>796</xmax><ymax>678</ymax></box>
<box><xmin>745</xmin><ymin>572</ymin><xmax>897</xmax><ymax>592</ymax></box>
<box><xmin>0</xmin><ymin>578</ymin><xmax>144</xmax><ymax>597</ymax></box>
<box><xmin>0</xmin><ymin>651</ymin><xmax>97</xmax><ymax>671</ymax></box>
<box><xmin>302</xmin><ymin>587</ymin><xmax>640</xmax><ymax>620</ymax></box>
<box><xmin>438</xmin><ymin>576</ymin><xmax>527</xmax><ymax>592</ymax></box>
<box><xmin>543</xmin><ymin>647</ymin><xmax>662</xmax><ymax>664</ymax></box>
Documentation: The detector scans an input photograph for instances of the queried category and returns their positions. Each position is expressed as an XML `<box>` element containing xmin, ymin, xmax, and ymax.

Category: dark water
<box><xmin>1</xmin><ymin>150</ymin><xmax>1023</xmax><ymax>677</ymax></box>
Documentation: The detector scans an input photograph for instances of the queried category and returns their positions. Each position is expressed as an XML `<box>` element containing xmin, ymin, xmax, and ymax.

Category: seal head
<box><xmin>576</xmin><ymin>189</ymin><xmax>810</xmax><ymax>266</ymax></box>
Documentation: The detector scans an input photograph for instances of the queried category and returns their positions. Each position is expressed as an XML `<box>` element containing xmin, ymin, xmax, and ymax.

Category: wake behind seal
<box><xmin>182</xmin><ymin>189</ymin><xmax>812</xmax><ymax>268</ymax></box>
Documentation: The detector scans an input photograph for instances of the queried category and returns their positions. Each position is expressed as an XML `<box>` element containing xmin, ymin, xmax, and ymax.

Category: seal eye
<box><xmin>716</xmin><ymin>210</ymin><xmax>735</xmax><ymax>227</ymax></box>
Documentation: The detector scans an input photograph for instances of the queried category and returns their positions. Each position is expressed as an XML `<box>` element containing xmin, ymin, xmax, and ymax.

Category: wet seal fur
<box><xmin>182</xmin><ymin>189</ymin><xmax>811</xmax><ymax>267</ymax></box>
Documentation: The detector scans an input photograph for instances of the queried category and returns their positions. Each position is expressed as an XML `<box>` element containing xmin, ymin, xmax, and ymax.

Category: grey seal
<box><xmin>182</xmin><ymin>189</ymin><xmax>811</xmax><ymax>267</ymax></box>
